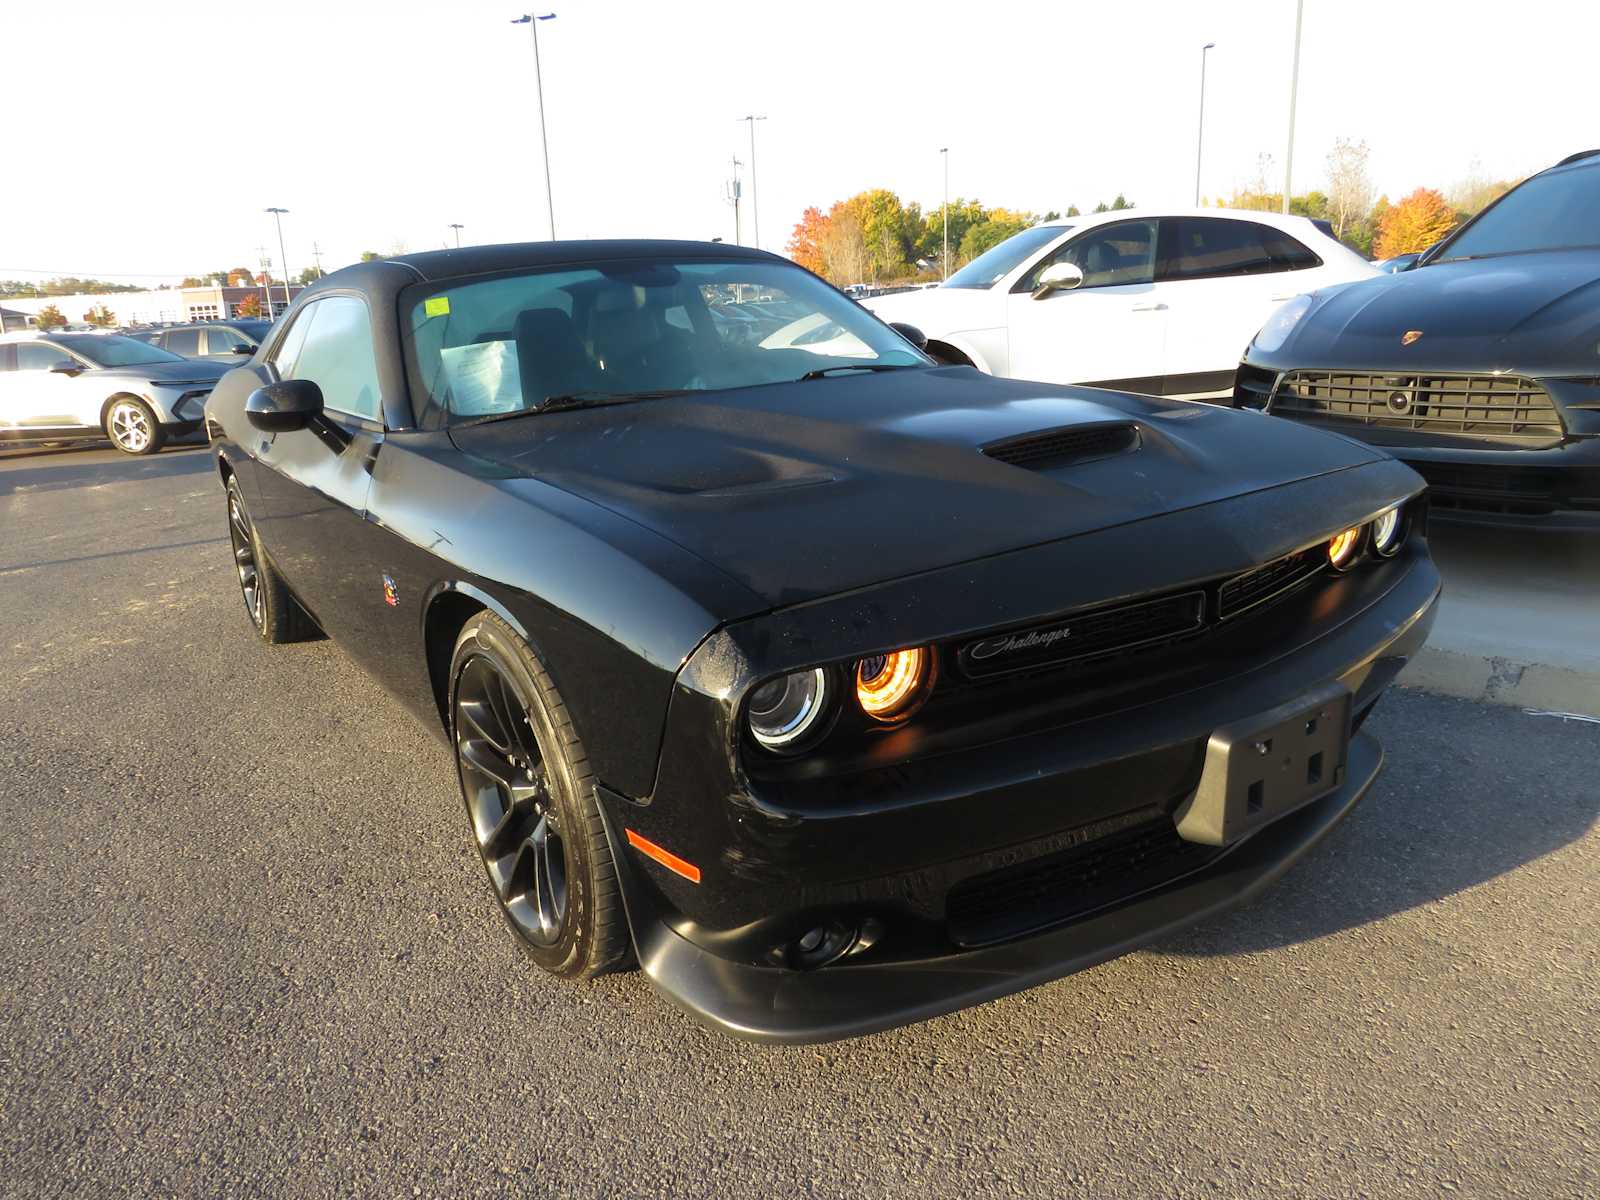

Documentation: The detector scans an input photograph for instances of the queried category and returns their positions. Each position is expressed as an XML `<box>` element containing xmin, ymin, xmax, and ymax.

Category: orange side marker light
<box><xmin>625</xmin><ymin>828</ymin><xmax>702</xmax><ymax>884</ymax></box>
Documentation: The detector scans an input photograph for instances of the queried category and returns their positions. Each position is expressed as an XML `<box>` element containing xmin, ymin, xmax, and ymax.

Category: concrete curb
<box><xmin>1400</xmin><ymin>645</ymin><xmax>1600</xmax><ymax>717</ymax></box>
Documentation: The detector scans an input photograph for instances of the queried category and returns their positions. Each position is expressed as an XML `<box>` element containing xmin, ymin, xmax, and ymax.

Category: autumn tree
<box><xmin>786</xmin><ymin>206</ymin><xmax>829</xmax><ymax>274</ymax></box>
<box><xmin>819</xmin><ymin>204</ymin><xmax>871</xmax><ymax>285</ymax></box>
<box><xmin>960</xmin><ymin>207</ymin><xmax>1035</xmax><ymax>259</ymax></box>
<box><xmin>235</xmin><ymin>293</ymin><xmax>263</xmax><ymax>318</ymax></box>
<box><xmin>84</xmin><ymin>304</ymin><xmax>117</xmax><ymax>326</ymax></box>
<box><xmin>1375</xmin><ymin>187</ymin><xmax>1457</xmax><ymax>258</ymax></box>
<box><xmin>1326</xmin><ymin>137</ymin><xmax>1373</xmax><ymax>240</ymax></box>
<box><xmin>226</xmin><ymin>266</ymin><xmax>256</xmax><ymax>286</ymax></box>
<box><xmin>180</xmin><ymin>276</ymin><xmax>206</xmax><ymax>288</ymax></box>
<box><xmin>34</xmin><ymin>304</ymin><xmax>67</xmax><ymax>329</ymax></box>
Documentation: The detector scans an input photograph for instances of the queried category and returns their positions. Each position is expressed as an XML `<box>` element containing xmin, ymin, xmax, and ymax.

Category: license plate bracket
<box><xmin>1174</xmin><ymin>682</ymin><xmax>1352</xmax><ymax>847</ymax></box>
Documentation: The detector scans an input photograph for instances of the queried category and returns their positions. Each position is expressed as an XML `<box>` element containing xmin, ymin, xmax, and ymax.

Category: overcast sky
<box><xmin>2</xmin><ymin>0</ymin><xmax>1595</xmax><ymax>284</ymax></box>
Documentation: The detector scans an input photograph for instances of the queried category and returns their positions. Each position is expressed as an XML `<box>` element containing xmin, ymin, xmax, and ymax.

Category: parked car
<box><xmin>864</xmin><ymin>209</ymin><xmax>1376</xmax><ymax>399</ymax></box>
<box><xmin>0</xmin><ymin>331</ymin><xmax>228</xmax><ymax>453</ymax></box>
<box><xmin>1372</xmin><ymin>251</ymin><xmax>1424</xmax><ymax>273</ymax></box>
<box><xmin>1237</xmin><ymin>150</ymin><xmax>1600</xmax><ymax>528</ymax></box>
<box><xmin>137</xmin><ymin>318</ymin><xmax>273</xmax><ymax>364</ymax></box>
<box><xmin>206</xmin><ymin>240</ymin><xmax>1437</xmax><ymax>1042</ymax></box>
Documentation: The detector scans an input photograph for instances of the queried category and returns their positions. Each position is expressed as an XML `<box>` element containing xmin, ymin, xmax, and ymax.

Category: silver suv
<box><xmin>0</xmin><ymin>331</ymin><xmax>230</xmax><ymax>454</ymax></box>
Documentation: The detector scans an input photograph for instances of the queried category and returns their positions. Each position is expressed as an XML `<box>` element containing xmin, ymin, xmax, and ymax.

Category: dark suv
<box><xmin>1236</xmin><ymin>150</ymin><xmax>1600</xmax><ymax>528</ymax></box>
<box><xmin>138</xmin><ymin>319</ymin><xmax>273</xmax><ymax>364</ymax></box>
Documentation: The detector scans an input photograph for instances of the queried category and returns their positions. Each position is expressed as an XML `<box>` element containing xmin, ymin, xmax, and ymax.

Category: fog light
<box><xmin>855</xmin><ymin>646</ymin><xmax>933</xmax><ymax>722</ymax></box>
<box><xmin>788</xmin><ymin>921</ymin><xmax>858</xmax><ymax>970</ymax></box>
<box><xmin>1372</xmin><ymin>505</ymin><xmax>1403</xmax><ymax>556</ymax></box>
<box><xmin>1327</xmin><ymin>526</ymin><xmax>1362</xmax><ymax>570</ymax></box>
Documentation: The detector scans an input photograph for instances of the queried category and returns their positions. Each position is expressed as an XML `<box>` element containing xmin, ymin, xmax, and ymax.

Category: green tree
<box><xmin>296</xmin><ymin>265</ymin><xmax>325</xmax><ymax>285</ymax></box>
<box><xmin>179</xmin><ymin>276</ymin><xmax>206</xmax><ymax>288</ymax></box>
<box><xmin>1065</xmin><ymin>204</ymin><xmax>1081</xmax><ymax>217</ymax></box>
<box><xmin>358</xmin><ymin>251</ymin><xmax>383</xmax><ymax>263</ymax></box>
<box><xmin>34</xmin><ymin>304</ymin><xmax>67</xmax><ymax>329</ymax></box>
<box><xmin>959</xmin><ymin>208</ymin><xmax>1036</xmax><ymax>260</ymax></box>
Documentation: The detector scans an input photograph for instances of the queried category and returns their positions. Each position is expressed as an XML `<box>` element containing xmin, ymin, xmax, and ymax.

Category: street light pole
<box><xmin>737</xmin><ymin>115</ymin><xmax>766</xmax><ymax>249</ymax></box>
<box><xmin>940</xmin><ymin>147</ymin><xmax>949</xmax><ymax>281</ymax></box>
<box><xmin>449</xmin><ymin>223</ymin><xmax>464</xmax><ymax>248</ymax></box>
<box><xmin>1194</xmin><ymin>42</ymin><xmax>1215</xmax><ymax>206</ymax></box>
<box><xmin>265</xmin><ymin>207</ymin><xmax>291</xmax><ymax>308</ymax></box>
<box><xmin>512</xmin><ymin>13</ymin><xmax>558</xmax><ymax>239</ymax></box>
<box><xmin>1283</xmin><ymin>0</ymin><xmax>1303</xmax><ymax>214</ymax></box>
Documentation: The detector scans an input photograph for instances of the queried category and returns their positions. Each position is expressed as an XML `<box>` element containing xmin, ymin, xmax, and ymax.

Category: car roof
<box><xmin>378</xmin><ymin>238</ymin><xmax>775</xmax><ymax>284</ymax></box>
<box><xmin>1031</xmin><ymin>207</ymin><xmax>1333</xmax><ymax>235</ymax></box>
<box><xmin>1552</xmin><ymin>149</ymin><xmax>1600</xmax><ymax>169</ymax></box>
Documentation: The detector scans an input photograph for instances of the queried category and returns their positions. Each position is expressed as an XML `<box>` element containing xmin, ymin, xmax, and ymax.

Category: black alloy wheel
<box><xmin>226</xmin><ymin>476</ymin><xmax>265</xmax><ymax>632</ymax></box>
<box><xmin>447</xmin><ymin>611</ymin><xmax>630</xmax><ymax>978</ymax></box>
<box><xmin>455</xmin><ymin>653</ymin><xmax>569</xmax><ymax>946</ymax></box>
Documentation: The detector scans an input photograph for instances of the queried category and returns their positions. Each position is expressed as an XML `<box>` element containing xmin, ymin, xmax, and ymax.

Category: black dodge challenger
<box><xmin>206</xmin><ymin>240</ymin><xmax>1439</xmax><ymax>1042</ymax></box>
<box><xmin>1237</xmin><ymin>149</ymin><xmax>1600</xmax><ymax>528</ymax></box>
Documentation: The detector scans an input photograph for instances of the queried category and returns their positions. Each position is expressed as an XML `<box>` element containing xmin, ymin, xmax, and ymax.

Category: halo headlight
<box><xmin>855</xmin><ymin>647</ymin><xmax>933</xmax><ymax>722</ymax></box>
<box><xmin>1327</xmin><ymin>525</ymin><xmax>1363</xmax><ymax>570</ymax></box>
<box><xmin>747</xmin><ymin>668</ymin><xmax>830</xmax><ymax>751</ymax></box>
<box><xmin>1372</xmin><ymin>505</ymin><xmax>1403</xmax><ymax>556</ymax></box>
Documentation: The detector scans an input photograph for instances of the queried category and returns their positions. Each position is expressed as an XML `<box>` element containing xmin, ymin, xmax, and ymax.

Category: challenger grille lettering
<box><xmin>969</xmin><ymin>626</ymin><xmax>1073</xmax><ymax>661</ymax></box>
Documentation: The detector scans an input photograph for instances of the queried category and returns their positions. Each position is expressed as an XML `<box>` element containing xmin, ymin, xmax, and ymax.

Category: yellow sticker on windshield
<box><xmin>424</xmin><ymin>296</ymin><xmax>450</xmax><ymax>318</ymax></box>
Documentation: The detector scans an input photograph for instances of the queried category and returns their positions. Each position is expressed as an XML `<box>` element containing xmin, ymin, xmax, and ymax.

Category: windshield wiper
<box><xmin>794</xmin><ymin>364</ymin><xmax>923</xmax><ymax>382</ymax></box>
<box><xmin>456</xmin><ymin>389</ymin><xmax>695</xmax><ymax>426</ymax></box>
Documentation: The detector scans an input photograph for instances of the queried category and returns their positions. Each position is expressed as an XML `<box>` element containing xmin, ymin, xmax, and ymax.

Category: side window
<box><xmin>205</xmin><ymin>328</ymin><xmax>246</xmax><ymax>355</ymax></box>
<box><xmin>1023</xmin><ymin>221</ymin><xmax>1158</xmax><ymax>290</ymax></box>
<box><xmin>0</xmin><ymin>345</ymin><xmax>17</xmax><ymax>372</ymax></box>
<box><xmin>269</xmin><ymin>308</ymin><xmax>315</xmax><ymax>378</ymax></box>
<box><xmin>1158</xmin><ymin>218</ymin><xmax>1319</xmax><ymax>281</ymax></box>
<box><xmin>16</xmin><ymin>342</ymin><xmax>76</xmax><ymax>371</ymax></box>
<box><xmin>279</xmin><ymin>296</ymin><xmax>382</xmax><ymax>422</ymax></box>
<box><xmin>1258</xmin><ymin>225</ymin><xmax>1322</xmax><ymax>270</ymax></box>
<box><xmin>165</xmin><ymin>328</ymin><xmax>201</xmax><ymax>355</ymax></box>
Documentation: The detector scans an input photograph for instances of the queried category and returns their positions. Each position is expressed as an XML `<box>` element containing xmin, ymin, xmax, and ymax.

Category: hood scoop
<box><xmin>981</xmin><ymin>421</ymin><xmax>1140</xmax><ymax>471</ymax></box>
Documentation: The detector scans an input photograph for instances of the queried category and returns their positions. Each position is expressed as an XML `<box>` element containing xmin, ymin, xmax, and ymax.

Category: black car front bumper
<box><xmin>596</xmin><ymin>517</ymin><xmax>1440</xmax><ymax>1043</ymax></box>
<box><xmin>1236</xmin><ymin>360</ymin><xmax>1600</xmax><ymax>529</ymax></box>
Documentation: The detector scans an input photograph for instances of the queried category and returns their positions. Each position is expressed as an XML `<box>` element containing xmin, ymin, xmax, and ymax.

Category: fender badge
<box><xmin>1401</xmin><ymin>329</ymin><xmax>1424</xmax><ymax>346</ymax></box>
<box><xmin>382</xmin><ymin>573</ymin><xmax>399</xmax><ymax>607</ymax></box>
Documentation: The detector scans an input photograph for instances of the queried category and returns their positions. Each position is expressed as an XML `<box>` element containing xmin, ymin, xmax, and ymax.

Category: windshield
<box><xmin>54</xmin><ymin>334</ymin><xmax>186</xmax><ymax>367</ymax></box>
<box><xmin>1433</xmin><ymin>166</ymin><xmax>1600</xmax><ymax>262</ymax></box>
<box><xmin>228</xmin><ymin>320</ymin><xmax>271</xmax><ymax>340</ymax></box>
<box><xmin>944</xmin><ymin>225</ymin><xmax>1069</xmax><ymax>289</ymax></box>
<box><xmin>402</xmin><ymin>258</ymin><xmax>930</xmax><ymax>421</ymax></box>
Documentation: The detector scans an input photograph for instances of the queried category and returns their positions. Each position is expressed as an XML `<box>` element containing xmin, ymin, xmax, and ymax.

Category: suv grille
<box><xmin>982</xmin><ymin>422</ymin><xmax>1140</xmax><ymax>470</ymax></box>
<box><xmin>946</xmin><ymin>817</ymin><xmax>1222</xmax><ymax>947</ymax></box>
<box><xmin>1410</xmin><ymin>461</ymin><xmax>1559</xmax><ymax>516</ymax></box>
<box><xmin>1270</xmin><ymin>370</ymin><xmax>1562</xmax><ymax>442</ymax></box>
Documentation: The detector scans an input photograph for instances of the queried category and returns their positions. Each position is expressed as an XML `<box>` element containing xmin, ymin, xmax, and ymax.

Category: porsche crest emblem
<box><xmin>1401</xmin><ymin>330</ymin><xmax>1424</xmax><ymax>346</ymax></box>
<box><xmin>382</xmin><ymin>573</ymin><xmax>399</xmax><ymax>607</ymax></box>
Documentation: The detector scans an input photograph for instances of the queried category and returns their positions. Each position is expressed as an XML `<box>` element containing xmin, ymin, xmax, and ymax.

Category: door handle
<box><xmin>1131</xmin><ymin>302</ymin><xmax>1168</xmax><ymax>312</ymax></box>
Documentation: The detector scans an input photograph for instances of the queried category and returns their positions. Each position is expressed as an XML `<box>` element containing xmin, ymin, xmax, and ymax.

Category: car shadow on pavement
<box><xmin>0</xmin><ymin>442</ymin><xmax>213</xmax><ymax>498</ymax></box>
<box><xmin>1155</xmin><ymin>689</ymin><xmax>1598</xmax><ymax>957</ymax></box>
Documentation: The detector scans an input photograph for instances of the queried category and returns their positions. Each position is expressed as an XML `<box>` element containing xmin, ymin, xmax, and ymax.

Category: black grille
<box><xmin>1270</xmin><ymin>370</ymin><xmax>1562</xmax><ymax>442</ymax></box>
<box><xmin>946</xmin><ymin>817</ymin><xmax>1222</xmax><ymax>947</ymax></box>
<box><xmin>982</xmin><ymin>422</ymin><xmax>1140</xmax><ymax>470</ymax></box>
<box><xmin>1411</xmin><ymin>461</ymin><xmax>1559</xmax><ymax>516</ymax></box>
<box><xmin>1234</xmin><ymin>363</ymin><xmax>1276</xmax><ymax>410</ymax></box>
<box><xmin>1217</xmin><ymin>547</ymin><xmax>1325</xmax><ymax>620</ymax></box>
<box><xmin>958</xmin><ymin>591</ymin><xmax>1204</xmax><ymax>679</ymax></box>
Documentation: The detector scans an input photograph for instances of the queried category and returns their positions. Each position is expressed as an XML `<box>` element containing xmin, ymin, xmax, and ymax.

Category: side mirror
<box><xmin>889</xmin><ymin>321</ymin><xmax>928</xmax><ymax>351</ymax></box>
<box><xmin>230</xmin><ymin>343</ymin><xmax>255</xmax><ymax>356</ymax></box>
<box><xmin>50</xmin><ymin>362</ymin><xmax>84</xmax><ymax>376</ymax></box>
<box><xmin>1032</xmin><ymin>262</ymin><xmax>1085</xmax><ymax>299</ymax></box>
<box><xmin>246</xmin><ymin>378</ymin><xmax>324</xmax><ymax>432</ymax></box>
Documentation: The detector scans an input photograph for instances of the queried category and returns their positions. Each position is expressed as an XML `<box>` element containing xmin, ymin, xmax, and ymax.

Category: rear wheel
<box><xmin>450</xmin><ymin>612</ymin><xmax>630</xmax><ymax>979</ymax></box>
<box><xmin>106</xmin><ymin>397</ymin><xmax>165</xmax><ymax>455</ymax></box>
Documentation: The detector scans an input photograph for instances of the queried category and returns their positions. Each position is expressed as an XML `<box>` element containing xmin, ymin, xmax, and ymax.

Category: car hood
<box><xmin>97</xmin><ymin>358</ymin><xmax>233</xmax><ymax>383</ymax></box>
<box><xmin>450</xmin><ymin>368</ymin><xmax>1384</xmax><ymax>609</ymax></box>
<box><xmin>1282</xmin><ymin>248</ymin><xmax>1600</xmax><ymax>374</ymax></box>
<box><xmin>861</xmin><ymin>286</ymin><xmax>1004</xmax><ymax>335</ymax></box>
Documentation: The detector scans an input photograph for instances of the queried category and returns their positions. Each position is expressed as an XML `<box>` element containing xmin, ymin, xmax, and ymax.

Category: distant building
<box><xmin>0</xmin><ymin>283</ymin><xmax>304</xmax><ymax>328</ymax></box>
<box><xmin>0</xmin><ymin>305</ymin><xmax>29</xmax><ymax>333</ymax></box>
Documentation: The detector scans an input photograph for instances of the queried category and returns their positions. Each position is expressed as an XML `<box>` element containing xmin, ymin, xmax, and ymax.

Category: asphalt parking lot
<box><xmin>1</xmin><ymin>441</ymin><xmax>1596</xmax><ymax>1199</ymax></box>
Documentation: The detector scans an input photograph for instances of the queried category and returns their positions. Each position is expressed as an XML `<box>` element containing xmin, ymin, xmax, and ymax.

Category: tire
<box><xmin>105</xmin><ymin>396</ymin><xmax>165</xmax><ymax>455</ymax></box>
<box><xmin>449</xmin><ymin>611</ymin><xmax>631</xmax><ymax>979</ymax></box>
<box><xmin>225</xmin><ymin>475</ymin><xmax>317</xmax><ymax>644</ymax></box>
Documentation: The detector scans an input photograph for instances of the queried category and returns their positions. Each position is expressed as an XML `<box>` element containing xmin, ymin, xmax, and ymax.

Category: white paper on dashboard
<box><xmin>440</xmin><ymin>340</ymin><xmax>522</xmax><ymax>415</ymax></box>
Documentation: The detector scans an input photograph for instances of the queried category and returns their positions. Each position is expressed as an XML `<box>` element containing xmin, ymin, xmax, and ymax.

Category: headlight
<box><xmin>747</xmin><ymin>668</ymin><xmax>830</xmax><ymax>751</ymax></box>
<box><xmin>1327</xmin><ymin>525</ymin><xmax>1362</xmax><ymax>570</ymax></box>
<box><xmin>1252</xmin><ymin>294</ymin><xmax>1313</xmax><ymax>353</ymax></box>
<box><xmin>1371</xmin><ymin>505</ymin><xmax>1404</xmax><ymax>556</ymax></box>
<box><xmin>855</xmin><ymin>646</ymin><xmax>933</xmax><ymax>722</ymax></box>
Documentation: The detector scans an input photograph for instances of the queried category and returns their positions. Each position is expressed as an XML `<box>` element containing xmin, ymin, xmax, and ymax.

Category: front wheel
<box><xmin>105</xmin><ymin>397</ymin><xmax>165</xmax><ymax>455</ymax></box>
<box><xmin>450</xmin><ymin>612</ymin><xmax>631</xmax><ymax>979</ymax></box>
